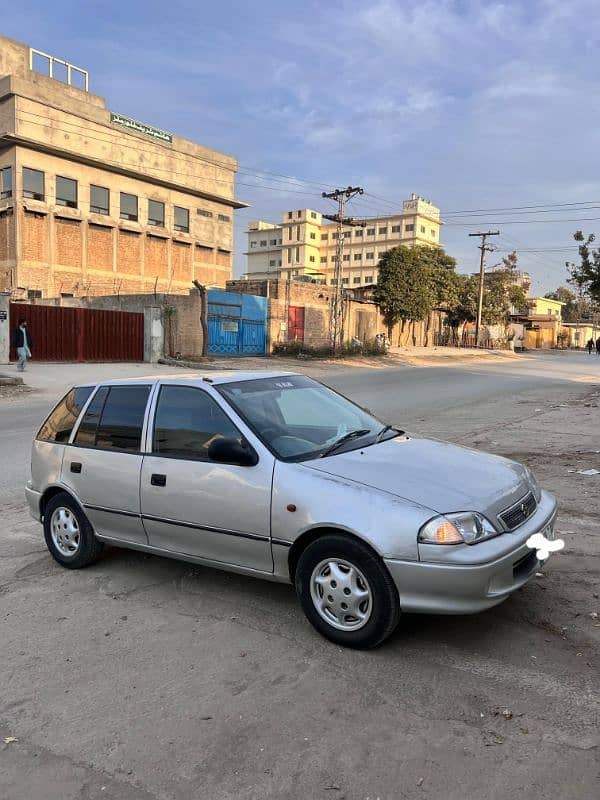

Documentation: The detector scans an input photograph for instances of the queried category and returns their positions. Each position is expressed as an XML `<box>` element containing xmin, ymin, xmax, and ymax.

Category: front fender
<box><xmin>271</xmin><ymin>461</ymin><xmax>434</xmax><ymax>560</ymax></box>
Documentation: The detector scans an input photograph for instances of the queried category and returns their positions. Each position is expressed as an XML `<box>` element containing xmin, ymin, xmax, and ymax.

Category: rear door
<box><xmin>140</xmin><ymin>383</ymin><xmax>273</xmax><ymax>571</ymax></box>
<box><xmin>62</xmin><ymin>384</ymin><xmax>152</xmax><ymax>544</ymax></box>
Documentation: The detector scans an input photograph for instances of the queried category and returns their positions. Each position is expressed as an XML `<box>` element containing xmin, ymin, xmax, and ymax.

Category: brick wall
<box><xmin>172</xmin><ymin>241</ymin><xmax>192</xmax><ymax>283</ymax></box>
<box><xmin>55</xmin><ymin>218</ymin><xmax>82</xmax><ymax>268</ymax></box>
<box><xmin>146</xmin><ymin>235</ymin><xmax>169</xmax><ymax>279</ymax></box>
<box><xmin>0</xmin><ymin>207</ymin><xmax>15</xmax><ymax>290</ymax></box>
<box><xmin>87</xmin><ymin>224</ymin><xmax>113</xmax><ymax>271</ymax></box>
<box><xmin>22</xmin><ymin>210</ymin><xmax>49</xmax><ymax>262</ymax></box>
<box><xmin>117</xmin><ymin>230</ymin><xmax>142</xmax><ymax>275</ymax></box>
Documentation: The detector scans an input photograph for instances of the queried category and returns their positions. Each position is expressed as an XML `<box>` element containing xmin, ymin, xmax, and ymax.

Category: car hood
<box><xmin>304</xmin><ymin>436</ymin><xmax>532</xmax><ymax>518</ymax></box>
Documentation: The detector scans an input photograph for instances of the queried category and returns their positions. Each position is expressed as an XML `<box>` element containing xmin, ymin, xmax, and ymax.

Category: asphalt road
<box><xmin>1</xmin><ymin>352</ymin><xmax>599</xmax><ymax>800</ymax></box>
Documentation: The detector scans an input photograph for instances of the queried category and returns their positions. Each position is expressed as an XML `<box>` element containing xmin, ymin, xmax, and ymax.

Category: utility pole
<box><xmin>469</xmin><ymin>230</ymin><xmax>500</xmax><ymax>346</ymax></box>
<box><xmin>322</xmin><ymin>186</ymin><xmax>365</xmax><ymax>353</ymax></box>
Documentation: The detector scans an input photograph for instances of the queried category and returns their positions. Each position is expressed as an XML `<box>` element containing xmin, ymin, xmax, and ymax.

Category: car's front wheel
<box><xmin>295</xmin><ymin>534</ymin><xmax>400</xmax><ymax>648</ymax></box>
<box><xmin>43</xmin><ymin>493</ymin><xmax>104</xmax><ymax>569</ymax></box>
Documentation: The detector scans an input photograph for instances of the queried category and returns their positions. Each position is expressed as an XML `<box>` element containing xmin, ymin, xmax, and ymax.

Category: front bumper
<box><xmin>384</xmin><ymin>489</ymin><xmax>557</xmax><ymax>614</ymax></box>
<box><xmin>25</xmin><ymin>483</ymin><xmax>42</xmax><ymax>522</ymax></box>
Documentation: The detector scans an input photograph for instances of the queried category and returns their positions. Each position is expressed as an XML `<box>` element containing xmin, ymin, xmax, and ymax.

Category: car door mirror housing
<box><xmin>208</xmin><ymin>437</ymin><xmax>258</xmax><ymax>467</ymax></box>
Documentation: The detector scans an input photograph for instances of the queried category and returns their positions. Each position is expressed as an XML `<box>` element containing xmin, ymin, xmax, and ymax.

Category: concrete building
<box><xmin>0</xmin><ymin>36</ymin><xmax>246</xmax><ymax>299</ymax></box>
<box><xmin>245</xmin><ymin>194</ymin><xmax>442</xmax><ymax>285</ymax></box>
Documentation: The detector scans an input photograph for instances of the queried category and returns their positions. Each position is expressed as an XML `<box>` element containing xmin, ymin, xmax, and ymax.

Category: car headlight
<box><xmin>418</xmin><ymin>512</ymin><xmax>499</xmax><ymax>545</ymax></box>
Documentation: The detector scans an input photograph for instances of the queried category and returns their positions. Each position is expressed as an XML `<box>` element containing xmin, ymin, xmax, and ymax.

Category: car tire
<box><xmin>295</xmin><ymin>534</ymin><xmax>400</xmax><ymax>649</ymax></box>
<box><xmin>43</xmin><ymin>492</ymin><xmax>104</xmax><ymax>569</ymax></box>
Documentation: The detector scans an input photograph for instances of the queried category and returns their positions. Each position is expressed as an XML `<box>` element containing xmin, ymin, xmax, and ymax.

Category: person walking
<box><xmin>13</xmin><ymin>318</ymin><xmax>32</xmax><ymax>371</ymax></box>
<box><xmin>596</xmin><ymin>337</ymin><xmax>600</xmax><ymax>356</ymax></box>
<box><xmin>587</xmin><ymin>338</ymin><xmax>594</xmax><ymax>355</ymax></box>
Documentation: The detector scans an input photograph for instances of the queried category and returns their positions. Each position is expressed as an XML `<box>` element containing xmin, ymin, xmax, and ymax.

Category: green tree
<box><xmin>484</xmin><ymin>269</ymin><xmax>528</xmax><ymax>324</ymax></box>
<box><xmin>568</xmin><ymin>231</ymin><xmax>600</xmax><ymax>304</ymax></box>
<box><xmin>543</xmin><ymin>285</ymin><xmax>590</xmax><ymax>322</ymax></box>
<box><xmin>373</xmin><ymin>246</ymin><xmax>436</xmax><ymax>337</ymax></box>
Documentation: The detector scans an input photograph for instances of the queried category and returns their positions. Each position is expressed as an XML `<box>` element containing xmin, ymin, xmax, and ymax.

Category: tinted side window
<box><xmin>74</xmin><ymin>386</ymin><xmax>109</xmax><ymax>447</ymax></box>
<box><xmin>153</xmin><ymin>385</ymin><xmax>241</xmax><ymax>460</ymax></box>
<box><xmin>95</xmin><ymin>386</ymin><xmax>150</xmax><ymax>451</ymax></box>
<box><xmin>74</xmin><ymin>386</ymin><xmax>150</xmax><ymax>452</ymax></box>
<box><xmin>37</xmin><ymin>386</ymin><xmax>94</xmax><ymax>443</ymax></box>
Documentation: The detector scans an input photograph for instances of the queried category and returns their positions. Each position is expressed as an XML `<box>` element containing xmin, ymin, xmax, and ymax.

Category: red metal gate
<box><xmin>9</xmin><ymin>303</ymin><xmax>144</xmax><ymax>362</ymax></box>
<box><xmin>288</xmin><ymin>305</ymin><xmax>305</xmax><ymax>343</ymax></box>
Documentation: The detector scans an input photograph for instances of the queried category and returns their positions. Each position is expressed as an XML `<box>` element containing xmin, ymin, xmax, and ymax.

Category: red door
<box><xmin>288</xmin><ymin>306</ymin><xmax>305</xmax><ymax>343</ymax></box>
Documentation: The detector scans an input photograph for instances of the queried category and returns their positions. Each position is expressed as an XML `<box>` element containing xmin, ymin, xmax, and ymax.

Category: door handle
<box><xmin>151</xmin><ymin>473</ymin><xmax>167</xmax><ymax>487</ymax></box>
<box><xmin>70</xmin><ymin>462</ymin><xmax>82</xmax><ymax>474</ymax></box>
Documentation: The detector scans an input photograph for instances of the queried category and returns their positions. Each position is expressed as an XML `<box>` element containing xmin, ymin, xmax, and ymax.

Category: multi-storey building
<box><xmin>0</xmin><ymin>35</ymin><xmax>246</xmax><ymax>299</ymax></box>
<box><xmin>245</xmin><ymin>194</ymin><xmax>442</xmax><ymax>285</ymax></box>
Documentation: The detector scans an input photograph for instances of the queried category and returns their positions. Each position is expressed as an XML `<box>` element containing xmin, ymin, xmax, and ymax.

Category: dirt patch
<box><xmin>0</xmin><ymin>383</ymin><xmax>33</xmax><ymax>400</ymax></box>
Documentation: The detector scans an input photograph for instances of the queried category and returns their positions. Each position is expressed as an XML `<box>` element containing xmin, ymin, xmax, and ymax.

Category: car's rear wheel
<box><xmin>43</xmin><ymin>493</ymin><xmax>104</xmax><ymax>569</ymax></box>
<box><xmin>295</xmin><ymin>534</ymin><xmax>400</xmax><ymax>648</ymax></box>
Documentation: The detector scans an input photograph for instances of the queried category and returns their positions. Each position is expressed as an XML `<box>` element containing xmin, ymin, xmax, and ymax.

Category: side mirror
<box><xmin>208</xmin><ymin>437</ymin><xmax>258</xmax><ymax>467</ymax></box>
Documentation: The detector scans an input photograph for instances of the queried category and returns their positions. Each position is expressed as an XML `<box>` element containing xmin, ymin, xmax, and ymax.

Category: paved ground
<box><xmin>1</xmin><ymin>352</ymin><xmax>599</xmax><ymax>799</ymax></box>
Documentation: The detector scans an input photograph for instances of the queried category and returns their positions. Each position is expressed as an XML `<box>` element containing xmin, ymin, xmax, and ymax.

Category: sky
<box><xmin>4</xmin><ymin>0</ymin><xmax>600</xmax><ymax>294</ymax></box>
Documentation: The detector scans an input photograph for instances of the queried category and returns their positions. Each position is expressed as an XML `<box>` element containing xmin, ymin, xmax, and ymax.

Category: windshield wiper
<box><xmin>375</xmin><ymin>424</ymin><xmax>404</xmax><ymax>442</ymax></box>
<box><xmin>320</xmin><ymin>429</ymin><xmax>371</xmax><ymax>458</ymax></box>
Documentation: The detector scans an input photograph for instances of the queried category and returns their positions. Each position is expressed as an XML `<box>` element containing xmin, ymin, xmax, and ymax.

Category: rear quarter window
<box><xmin>36</xmin><ymin>387</ymin><xmax>94</xmax><ymax>443</ymax></box>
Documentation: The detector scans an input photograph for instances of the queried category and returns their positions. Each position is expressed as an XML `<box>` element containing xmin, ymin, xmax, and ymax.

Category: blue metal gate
<box><xmin>207</xmin><ymin>289</ymin><xmax>267</xmax><ymax>355</ymax></box>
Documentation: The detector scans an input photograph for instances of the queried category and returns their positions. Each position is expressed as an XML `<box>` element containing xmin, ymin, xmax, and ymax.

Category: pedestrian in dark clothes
<box><xmin>587</xmin><ymin>338</ymin><xmax>594</xmax><ymax>354</ymax></box>
<box><xmin>13</xmin><ymin>318</ymin><xmax>32</xmax><ymax>371</ymax></box>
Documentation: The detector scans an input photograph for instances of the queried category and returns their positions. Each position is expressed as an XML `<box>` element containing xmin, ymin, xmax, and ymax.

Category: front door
<box><xmin>140</xmin><ymin>384</ymin><xmax>273</xmax><ymax>572</ymax></box>
<box><xmin>62</xmin><ymin>384</ymin><xmax>151</xmax><ymax>544</ymax></box>
<box><xmin>288</xmin><ymin>306</ymin><xmax>305</xmax><ymax>343</ymax></box>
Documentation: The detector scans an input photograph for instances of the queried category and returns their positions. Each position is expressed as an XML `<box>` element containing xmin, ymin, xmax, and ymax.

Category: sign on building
<box><xmin>110</xmin><ymin>112</ymin><xmax>173</xmax><ymax>144</ymax></box>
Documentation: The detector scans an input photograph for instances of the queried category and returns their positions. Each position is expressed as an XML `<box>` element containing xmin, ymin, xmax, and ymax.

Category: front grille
<box><xmin>499</xmin><ymin>491</ymin><xmax>537</xmax><ymax>531</ymax></box>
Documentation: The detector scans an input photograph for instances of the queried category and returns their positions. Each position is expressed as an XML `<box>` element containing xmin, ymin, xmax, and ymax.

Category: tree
<box><xmin>373</xmin><ymin>246</ymin><xmax>436</xmax><ymax>337</ymax></box>
<box><xmin>543</xmin><ymin>285</ymin><xmax>590</xmax><ymax>322</ymax></box>
<box><xmin>483</xmin><ymin>269</ymin><xmax>528</xmax><ymax>325</ymax></box>
<box><xmin>568</xmin><ymin>231</ymin><xmax>600</xmax><ymax>305</ymax></box>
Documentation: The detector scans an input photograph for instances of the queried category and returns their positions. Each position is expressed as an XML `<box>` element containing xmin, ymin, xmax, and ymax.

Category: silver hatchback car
<box><xmin>27</xmin><ymin>371</ymin><xmax>557</xmax><ymax>648</ymax></box>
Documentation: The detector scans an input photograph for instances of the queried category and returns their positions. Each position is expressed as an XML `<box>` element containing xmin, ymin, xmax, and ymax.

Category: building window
<box><xmin>343</xmin><ymin>231</ymin><xmax>351</xmax><ymax>238</ymax></box>
<box><xmin>367</xmin><ymin>228</ymin><xmax>375</xmax><ymax>236</ymax></box>
<box><xmin>332</xmin><ymin>232</ymin><xmax>339</xmax><ymax>239</ymax></box>
<box><xmin>218</xmin><ymin>213</ymin><xmax>231</xmax><ymax>222</ymax></box>
<box><xmin>197</xmin><ymin>208</ymin><xmax>213</xmax><ymax>217</ymax></box>
<box><xmin>310</xmin><ymin>211</ymin><xmax>317</xmax><ymax>219</ymax></box>
<box><xmin>90</xmin><ymin>185</ymin><xmax>109</xmax><ymax>215</ymax></box>
<box><xmin>366</xmin><ymin>252</ymin><xmax>374</xmax><ymax>260</ymax></box>
<box><xmin>270</xmin><ymin>238</ymin><xmax>277</xmax><ymax>245</ymax></box>
<box><xmin>320</xmin><ymin>256</ymin><xmax>327</xmax><ymax>263</ymax></box>
<box><xmin>295</xmin><ymin>246</ymin><xmax>300</xmax><ymax>262</ymax></box>
<box><xmin>148</xmin><ymin>199</ymin><xmax>165</xmax><ymax>227</ymax></box>
<box><xmin>260</xmin><ymin>240</ymin><xmax>267</xmax><ymax>246</ymax></box>
<box><xmin>342</xmin><ymin>278</ymin><xmax>349</xmax><ymax>285</ymax></box>
<box><xmin>250</xmin><ymin>241</ymin><xmax>257</xmax><ymax>248</ymax></box>
<box><xmin>296</xmin><ymin>225</ymin><xmax>300</xmax><ymax>240</ymax></box>
<box><xmin>293</xmin><ymin>269</ymin><xmax>299</xmax><ymax>276</ymax></box>
<box><xmin>405</xmin><ymin>224</ymin><xmax>414</xmax><ymax>232</ymax></box>
<box><xmin>23</xmin><ymin>167</ymin><xmax>45</xmax><ymax>201</ymax></box>
<box><xmin>391</xmin><ymin>225</ymin><xmax>401</xmax><ymax>233</ymax></box>
<box><xmin>297</xmin><ymin>210</ymin><xmax>302</xmax><ymax>218</ymax></box>
<box><xmin>331</xmin><ymin>255</ymin><xmax>338</xmax><ymax>262</ymax></box>
<box><xmin>278</xmin><ymin>259</ymin><xmax>282</xmax><ymax>266</ymax></box>
<box><xmin>353</xmin><ymin>277</ymin><xmax>361</xmax><ymax>284</ymax></box>
<box><xmin>331</xmin><ymin>278</ymin><xmax>338</xmax><ymax>285</ymax></box>
<box><xmin>343</xmin><ymin>254</ymin><xmax>350</xmax><ymax>261</ymax></box>
<box><xmin>56</xmin><ymin>176</ymin><xmax>78</xmax><ymax>209</ymax></box>
<box><xmin>354</xmin><ymin>253</ymin><xmax>362</xmax><ymax>261</ymax></box>
<box><xmin>120</xmin><ymin>192</ymin><xmax>138</xmax><ymax>221</ymax></box>
<box><xmin>27</xmin><ymin>289</ymin><xmax>42</xmax><ymax>300</ymax></box>
<box><xmin>420</xmin><ymin>225</ymin><xmax>426</xmax><ymax>233</ymax></box>
<box><xmin>355</xmin><ymin>229</ymin><xmax>363</xmax><ymax>237</ymax></box>
<box><xmin>0</xmin><ymin>166</ymin><xmax>12</xmax><ymax>199</ymax></box>
<box><xmin>174</xmin><ymin>206</ymin><xmax>190</xmax><ymax>233</ymax></box>
<box><xmin>288</xmin><ymin>211</ymin><xmax>293</xmax><ymax>219</ymax></box>
<box><xmin>310</xmin><ymin>232</ymin><xmax>316</xmax><ymax>239</ymax></box>
<box><xmin>288</xmin><ymin>227</ymin><xmax>292</xmax><ymax>240</ymax></box>
<box><xmin>309</xmin><ymin>255</ymin><xmax>315</xmax><ymax>262</ymax></box>
<box><xmin>365</xmin><ymin>275</ymin><xmax>373</xmax><ymax>283</ymax></box>
<box><xmin>431</xmin><ymin>229</ymin><xmax>436</xmax><ymax>237</ymax></box>
<box><xmin>322</xmin><ymin>233</ymin><xmax>329</xmax><ymax>241</ymax></box>
<box><xmin>269</xmin><ymin>259</ymin><xmax>276</xmax><ymax>267</ymax></box>
<box><xmin>287</xmin><ymin>249</ymin><xmax>292</xmax><ymax>264</ymax></box>
<box><xmin>379</xmin><ymin>227</ymin><xmax>388</xmax><ymax>235</ymax></box>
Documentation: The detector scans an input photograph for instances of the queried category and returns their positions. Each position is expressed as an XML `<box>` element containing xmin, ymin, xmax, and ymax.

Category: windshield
<box><xmin>217</xmin><ymin>375</ymin><xmax>393</xmax><ymax>462</ymax></box>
